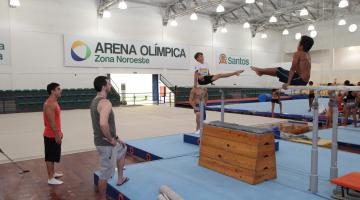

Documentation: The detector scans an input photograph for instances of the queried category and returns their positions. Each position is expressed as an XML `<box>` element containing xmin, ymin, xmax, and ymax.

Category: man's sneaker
<box><xmin>54</xmin><ymin>172</ymin><xmax>63</xmax><ymax>178</ymax></box>
<box><xmin>195</xmin><ymin>130</ymin><xmax>200</xmax><ymax>135</ymax></box>
<box><xmin>48</xmin><ymin>178</ymin><xmax>63</xmax><ymax>185</ymax></box>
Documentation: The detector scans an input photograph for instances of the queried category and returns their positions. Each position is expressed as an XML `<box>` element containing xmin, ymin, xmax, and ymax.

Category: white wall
<box><xmin>283</xmin><ymin>15</ymin><xmax>360</xmax><ymax>84</ymax></box>
<box><xmin>111</xmin><ymin>74</ymin><xmax>152</xmax><ymax>94</ymax></box>
<box><xmin>0</xmin><ymin>0</ymin><xmax>284</xmax><ymax>90</ymax></box>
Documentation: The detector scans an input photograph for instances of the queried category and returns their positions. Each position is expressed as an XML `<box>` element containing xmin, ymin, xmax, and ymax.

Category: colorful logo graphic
<box><xmin>71</xmin><ymin>40</ymin><xmax>91</xmax><ymax>61</ymax></box>
<box><xmin>219</xmin><ymin>53</ymin><xmax>227</xmax><ymax>64</ymax></box>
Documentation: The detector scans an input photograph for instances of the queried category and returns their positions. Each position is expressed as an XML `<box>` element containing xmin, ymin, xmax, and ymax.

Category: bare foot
<box><xmin>250</xmin><ymin>66</ymin><xmax>262</xmax><ymax>76</ymax></box>
<box><xmin>235</xmin><ymin>70</ymin><xmax>244</xmax><ymax>76</ymax></box>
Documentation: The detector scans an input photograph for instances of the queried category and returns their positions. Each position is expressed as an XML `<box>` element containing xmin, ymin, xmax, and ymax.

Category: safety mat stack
<box><xmin>199</xmin><ymin>121</ymin><xmax>277</xmax><ymax>185</ymax></box>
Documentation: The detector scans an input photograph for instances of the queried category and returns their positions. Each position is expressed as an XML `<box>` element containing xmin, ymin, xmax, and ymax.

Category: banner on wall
<box><xmin>64</xmin><ymin>35</ymin><xmax>189</xmax><ymax>69</ymax></box>
<box><xmin>215</xmin><ymin>48</ymin><xmax>251</xmax><ymax>70</ymax></box>
<box><xmin>0</xmin><ymin>30</ymin><xmax>10</xmax><ymax>65</ymax></box>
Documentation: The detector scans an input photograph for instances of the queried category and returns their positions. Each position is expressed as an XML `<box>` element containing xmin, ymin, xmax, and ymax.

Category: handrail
<box><xmin>109</xmin><ymin>77</ymin><xmax>121</xmax><ymax>94</ymax></box>
<box><xmin>197</xmin><ymin>85</ymin><xmax>360</xmax><ymax>91</ymax></box>
<box><xmin>159</xmin><ymin>74</ymin><xmax>174</xmax><ymax>88</ymax></box>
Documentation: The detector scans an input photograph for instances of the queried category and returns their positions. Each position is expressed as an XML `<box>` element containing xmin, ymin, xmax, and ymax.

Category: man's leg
<box><xmin>279</xmin><ymin>102</ymin><xmax>283</xmax><ymax>114</ymax></box>
<box><xmin>46</xmin><ymin>161</ymin><xmax>54</xmax><ymax>179</ymax></box>
<box><xmin>98</xmin><ymin>179</ymin><xmax>107</xmax><ymax>200</ymax></box>
<box><xmin>211</xmin><ymin>70</ymin><xmax>243</xmax><ymax>82</ymax></box>
<box><xmin>271</xmin><ymin>103</ymin><xmax>275</xmax><ymax>118</ymax></box>
<box><xmin>327</xmin><ymin>107</ymin><xmax>333</xmax><ymax>128</ymax></box>
<box><xmin>343</xmin><ymin>106</ymin><xmax>349</xmax><ymax>125</ymax></box>
<box><xmin>195</xmin><ymin>112</ymin><xmax>200</xmax><ymax>131</ymax></box>
<box><xmin>352</xmin><ymin>108</ymin><xmax>357</xmax><ymax>127</ymax></box>
<box><xmin>116</xmin><ymin>155</ymin><xmax>127</xmax><ymax>185</ymax></box>
<box><xmin>251</xmin><ymin>66</ymin><xmax>278</xmax><ymax>77</ymax></box>
<box><xmin>309</xmin><ymin>98</ymin><xmax>314</xmax><ymax>111</ymax></box>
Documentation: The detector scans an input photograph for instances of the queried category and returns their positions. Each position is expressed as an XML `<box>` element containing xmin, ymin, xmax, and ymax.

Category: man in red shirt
<box><xmin>43</xmin><ymin>82</ymin><xmax>64</xmax><ymax>185</ymax></box>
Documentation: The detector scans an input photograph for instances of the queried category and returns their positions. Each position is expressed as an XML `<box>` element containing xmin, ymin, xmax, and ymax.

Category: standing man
<box><xmin>189</xmin><ymin>86</ymin><xmax>208</xmax><ymax>134</ymax></box>
<box><xmin>271</xmin><ymin>89</ymin><xmax>282</xmax><ymax>118</ymax></box>
<box><xmin>90</xmin><ymin>76</ymin><xmax>129</xmax><ymax>200</ymax></box>
<box><xmin>43</xmin><ymin>82</ymin><xmax>64</xmax><ymax>185</ymax></box>
<box><xmin>308</xmin><ymin>81</ymin><xmax>315</xmax><ymax>112</ymax></box>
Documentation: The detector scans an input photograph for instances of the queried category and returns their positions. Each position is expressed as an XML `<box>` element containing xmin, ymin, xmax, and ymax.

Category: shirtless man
<box><xmin>271</xmin><ymin>89</ymin><xmax>282</xmax><ymax>118</ymax></box>
<box><xmin>308</xmin><ymin>81</ymin><xmax>315</xmax><ymax>112</ymax></box>
<box><xmin>194</xmin><ymin>52</ymin><xmax>243</xmax><ymax>86</ymax></box>
<box><xmin>326</xmin><ymin>83</ymin><xmax>336</xmax><ymax>128</ymax></box>
<box><xmin>189</xmin><ymin>86</ymin><xmax>208</xmax><ymax>134</ymax></box>
<box><xmin>251</xmin><ymin>35</ymin><xmax>314</xmax><ymax>89</ymax></box>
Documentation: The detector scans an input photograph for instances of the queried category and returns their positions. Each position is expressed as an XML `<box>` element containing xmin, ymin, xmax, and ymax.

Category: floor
<box><xmin>0</xmin><ymin>151</ymin><xmax>143</xmax><ymax>200</ymax></box>
<box><xmin>0</xmin><ymin>105</ymin><xmax>286</xmax><ymax>163</ymax></box>
<box><xmin>0</xmin><ymin>105</ymin><xmax>358</xmax><ymax>200</ymax></box>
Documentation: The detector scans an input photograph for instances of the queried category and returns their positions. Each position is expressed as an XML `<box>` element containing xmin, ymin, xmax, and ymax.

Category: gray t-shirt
<box><xmin>90</xmin><ymin>96</ymin><xmax>116</xmax><ymax>146</ymax></box>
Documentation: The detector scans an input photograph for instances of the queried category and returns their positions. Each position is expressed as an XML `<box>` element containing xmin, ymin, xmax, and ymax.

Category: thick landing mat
<box><xmin>305</xmin><ymin>126</ymin><xmax>360</xmax><ymax>148</ymax></box>
<box><xmin>94</xmin><ymin>134</ymin><xmax>360</xmax><ymax>200</ymax></box>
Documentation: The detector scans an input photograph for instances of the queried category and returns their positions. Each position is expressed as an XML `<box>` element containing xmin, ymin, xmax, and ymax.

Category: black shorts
<box><xmin>44</xmin><ymin>136</ymin><xmax>61</xmax><ymax>162</ymax></box>
<box><xmin>276</xmin><ymin>67</ymin><xmax>308</xmax><ymax>86</ymax></box>
<box><xmin>309</xmin><ymin>93</ymin><xmax>315</xmax><ymax>99</ymax></box>
<box><xmin>198</xmin><ymin>75</ymin><xmax>214</xmax><ymax>85</ymax></box>
<box><xmin>271</xmin><ymin>99</ymin><xmax>280</xmax><ymax>104</ymax></box>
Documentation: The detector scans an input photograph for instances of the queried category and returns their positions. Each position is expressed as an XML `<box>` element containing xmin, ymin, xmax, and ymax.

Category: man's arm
<box><xmin>193</xmin><ymin>71</ymin><xmax>199</xmax><ymax>87</ymax></box>
<box><xmin>45</xmin><ymin>103</ymin><xmax>62</xmax><ymax>144</ymax></box>
<box><xmin>284</xmin><ymin>53</ymin><xmax>300</xmax><ymax>89</ymax></box>
<box><xmin>189</xmin><ymin>89</ymin><xmax>195</xmax><ymax>109</ymax></box>
<box><xmin>98</xmin><ymin>99</ymin><xmax>116</xmax><ymax>145</ymax></box>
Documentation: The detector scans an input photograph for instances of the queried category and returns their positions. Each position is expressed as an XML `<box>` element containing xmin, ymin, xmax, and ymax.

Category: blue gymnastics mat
<box><xmin>94</xmin><ymin>133</ymin><xmax>360</xmax><ymax>200</ymax></box>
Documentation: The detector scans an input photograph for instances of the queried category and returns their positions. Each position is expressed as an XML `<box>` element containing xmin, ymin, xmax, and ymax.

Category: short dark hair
<box><xmin>194</xmin><ymin>52</ymin><xmax>203</xmax><ymax>60</ymax></box>
<box><xmin>47</xmin><ymin>82</ymin><xmax>60</xmax><ymax>95</ymax></box>
<box><xmin>94</xmin><ymin>76</ymin><xmax>109</xmax><ymax>92</ymax></box>
<box><xmin>327</xmin><ymin>83</ymin><xmax>332</xmax><ymax>86</ymax></box>
<box><xmin>344</xmin><ymin>80</ymin><xmax>350</xmax><ymax>86</ymax></box>
<box><xmin>299</xmin><ymin>36</ymin><xmax>314</xmax><ymax>52</ymax></box>
<box><xmin>309</xmin><ymin>81</ymin><xmax>313</xmax><ymax>85</ymax></box>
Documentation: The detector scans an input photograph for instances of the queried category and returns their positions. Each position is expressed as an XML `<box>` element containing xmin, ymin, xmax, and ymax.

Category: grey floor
<box><xmin>0</xmin><ymin>105</ymin><xmax>286</xmax><ymax>163</ymax></box>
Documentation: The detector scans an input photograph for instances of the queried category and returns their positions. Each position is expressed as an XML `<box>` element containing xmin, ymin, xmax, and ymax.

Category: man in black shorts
<box><xmin>43</xmin><ymin>82</ymin><xmax>64</xmax><ymax>185</ymax></box>
<box><xmin>271</xmin><ymin>89</ymin><xmax>282</xmax><ymax>117</ymax></box>
<box><xmin>251</xmin><ymin>36</ymin><xmax>314</xmax><ymax>89</ymax></box>
<box><xmin>193</xmin><ymin>52</ymin><xmax>243</xmax><ymax>86</ymax></box>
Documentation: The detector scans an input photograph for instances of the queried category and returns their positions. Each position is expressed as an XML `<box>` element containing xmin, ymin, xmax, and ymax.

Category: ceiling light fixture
<box><xmin>338</xmin><ymin>0</ymin><xmax>349</xmax><ymax>8</ymax></box>
<box><xmin>300</xmin><ymin>8</ymin><xmax>308</xmax><ymax>16</ymax></box>
<box><xmin>216</xmin><ymin>4</ymin><xmax>225</xmax><ymax>13</ymax></box>
<box><xmin>243</xmin><ymin>22</ymin><xmax>250</xmax><ymax>28</ymax></box>
<box><xmin>190</xmin><ymin>12</ymin><xmax>198</xmax><ymax>20</ymax></box>
<box><xmin>282</xmin><ymin>29</ymin><xmax>289</xmax><ymax>35</ymax></box>
<box><xmin>269</xmin><ymin>15</ymin><xmax>277</xmax><ymax>23</ymax></box>
<box><xmin>118</xmin><ymin>0</ymin><xmax>127</xmax><ymax>9</ymax></box>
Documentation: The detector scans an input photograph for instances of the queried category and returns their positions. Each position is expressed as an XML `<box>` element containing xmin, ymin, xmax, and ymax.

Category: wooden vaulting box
<box><xmin>199</xmin><ymin>121</ymin><xmax>277</xmax><ymax>185</ymax></box>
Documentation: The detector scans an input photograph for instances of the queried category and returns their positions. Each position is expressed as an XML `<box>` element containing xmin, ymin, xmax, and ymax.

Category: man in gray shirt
<box><xmin>90</xmin><ymin>76</ymin><xmax>129</xmax><ymax>200</ymax></box>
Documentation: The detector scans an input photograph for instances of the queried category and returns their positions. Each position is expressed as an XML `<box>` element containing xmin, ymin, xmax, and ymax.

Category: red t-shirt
<box><xmin>43</xmin><ymin>99</ymin><xmax>62</xmax><ymax>138</ymax></box>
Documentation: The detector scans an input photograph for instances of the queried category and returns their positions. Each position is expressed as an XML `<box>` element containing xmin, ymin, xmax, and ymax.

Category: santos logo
<box><xmin>218</xmin><ymin>53</ymin><xmax>249</xmax><ymax>66</ymax></box>
<box><xmin>71</xmin><ymin>40</ymin><xmax>91</xmax><ymax>61</ymax></box>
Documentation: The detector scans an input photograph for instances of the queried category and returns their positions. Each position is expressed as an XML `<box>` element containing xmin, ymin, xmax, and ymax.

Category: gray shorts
<box><xmin>96</xmin><ymin>143</ymin><xmax>127</xmax><ymax>180</ymax></box>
